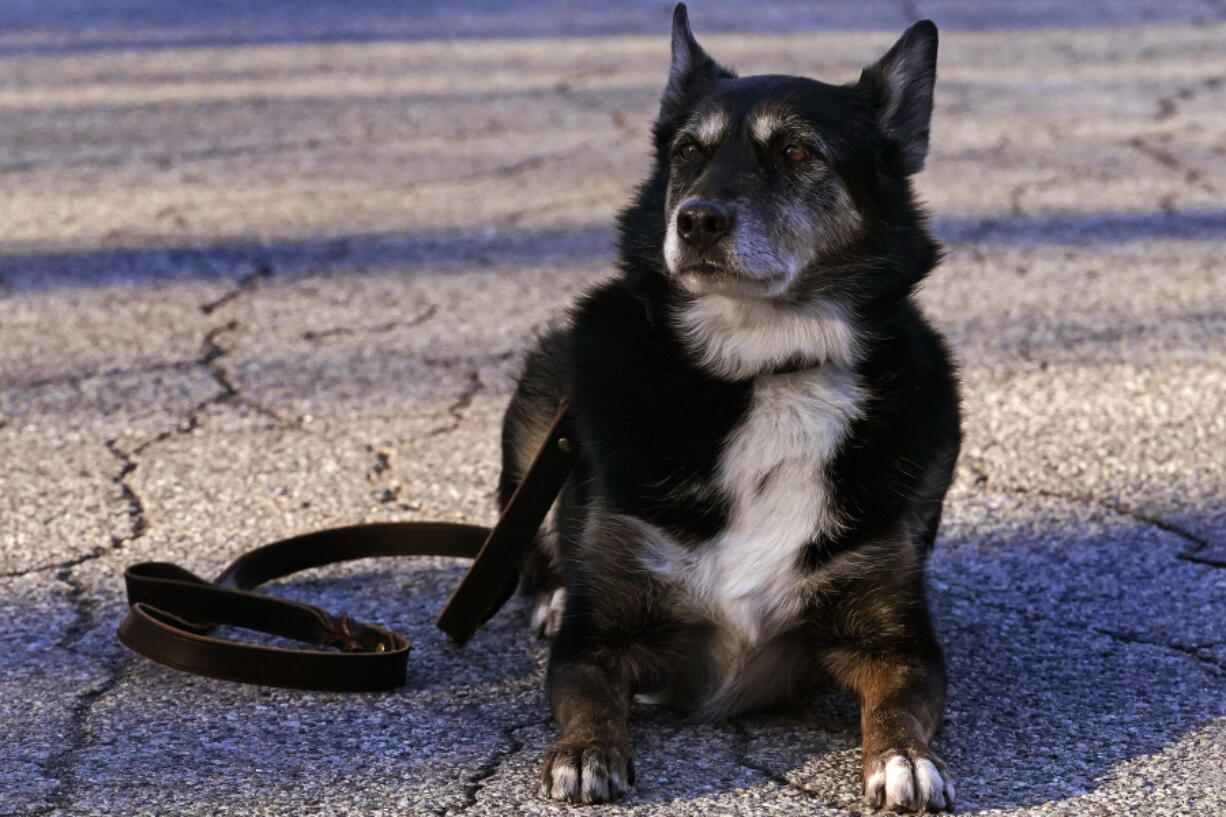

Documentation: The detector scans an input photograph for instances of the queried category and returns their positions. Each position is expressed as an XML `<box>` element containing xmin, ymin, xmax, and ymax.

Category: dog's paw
<box><xmin>540</xmin><ymin>738</ymin><xmax>634</xmax><ymax>804</ymax></box>
<box><xmin>864</xmin><ymin>750</ymin><xmax>954</xmax><ymax>813</ymax></box>
<box><xmin>530</xmin><ymin>587</ymin><xmax>566</xmax><ymax>638</ymax></box>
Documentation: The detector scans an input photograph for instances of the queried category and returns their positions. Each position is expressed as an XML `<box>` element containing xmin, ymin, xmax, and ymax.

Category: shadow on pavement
<box><xmin>688</xmin><ymin>506</ymin><xmax>1226</xmax><ymax>810</ymax></box>
<box><xmin>4</xmin><ymin>209</ymin><xmax>1225</xmax><ymax>293</ymax></box>
<box><xmin>4</xmin><ymin>481</ymin><xmax>1220</xmax><ymax>810</ymax></box>
<box><xmin>298</xmin><ymin>501</ymin><xmax>1224</xmax><ymax>810</ymax></box>
<box><xmin>112</xmin><ymin>508</ymin><xmax>1226</xmax><ymax>810</ymax></box>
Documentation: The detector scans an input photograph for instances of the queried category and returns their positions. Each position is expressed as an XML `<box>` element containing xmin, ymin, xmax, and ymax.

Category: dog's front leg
<box><xmin>541</xmin><ymin>641</ymin><xmax>635</xmax><ymax>804</ymax></box>
<box><xmin>822</xmin><ymin>606</ymin><xmax>955</xmax><ymax>812</ymax></box>
<box><xmin>538</xmin><ymin>512</ymin><xmax>672</xmax><ymax>803</ymax></box>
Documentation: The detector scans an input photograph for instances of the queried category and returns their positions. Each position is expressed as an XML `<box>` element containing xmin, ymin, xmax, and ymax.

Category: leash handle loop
<box><xmin>117</xmin><ymin>401</ymin><xmax>573</xmax><ymax>691</ymax></box>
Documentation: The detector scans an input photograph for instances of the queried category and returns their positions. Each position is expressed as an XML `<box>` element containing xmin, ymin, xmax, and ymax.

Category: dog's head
<box><xmin>647</xmin><ymin>4</ymin><xmax>939</xmax><ymax>302</ymax></box>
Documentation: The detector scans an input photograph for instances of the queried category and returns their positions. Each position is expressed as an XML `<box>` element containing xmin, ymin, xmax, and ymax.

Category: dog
<box><xmin>498</xmin><ymin>5</ymin><xmax>961</xmax><ymax>812</ymax></box>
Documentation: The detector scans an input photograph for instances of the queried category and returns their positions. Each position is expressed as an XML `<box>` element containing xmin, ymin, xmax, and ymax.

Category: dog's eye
<box><xmin>678</xmin><ymin>142</ymin><xmax>703</xmax><ymax>163</ymax></box>
<box><xmin>784</xmin><ymin>144</ymin><xmax>813</xmax><ymax>163</ymax></box>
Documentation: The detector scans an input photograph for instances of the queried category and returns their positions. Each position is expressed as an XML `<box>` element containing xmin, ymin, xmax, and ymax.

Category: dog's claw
<box><xmin>541</xmin><ymin>738</ymin><xmax>634</xmax><ymax>804</ymax></box>
<box><xmin>530</xmin><ymin>587</ymin><xmax>566</xmax><ymax>639</ymax></box>
<box><xmin>864</xmin><ymin>750</ymin><xmax>955</xmax><ymax>813</ymax></box>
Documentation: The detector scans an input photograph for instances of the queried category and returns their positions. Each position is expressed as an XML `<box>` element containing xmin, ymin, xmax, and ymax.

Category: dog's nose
<box><xmin>676</xmin><ymin>200</ymin><xmax>733</xmax><ymax>248</ymax></box>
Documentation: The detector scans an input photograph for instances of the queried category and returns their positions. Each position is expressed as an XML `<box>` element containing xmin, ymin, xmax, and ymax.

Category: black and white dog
<box><xmin>499</xmin><ymin>5</ymin><xmax>961</xmax><ymax>812</ymax></box>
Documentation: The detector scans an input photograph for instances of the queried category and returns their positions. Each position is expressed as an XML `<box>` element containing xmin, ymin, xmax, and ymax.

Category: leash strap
<box><xmin>117</xmin><ymin>401</ymin><xmax>573</xmax><ymax>691</ymax></box>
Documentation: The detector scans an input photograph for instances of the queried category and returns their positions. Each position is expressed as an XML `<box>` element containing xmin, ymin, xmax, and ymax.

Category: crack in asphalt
<box><xmin>23</xmin><ymin>565</ymin><xmax>131</xmax><ymax>815</ymax></box>
<box><xmin>3</xmin><ymin>358</ymin><xmax>200</xmax><ymax>393</ymax></box>
<box><xmin>0</xmin><ymin>435</ymin><xmax>148</xmax><ymax>578</ymax></box>
<box><xmin>127</xmin><ymin>318</ymin><xmax>296</xmax><ymax>458</ymax></box>
<box><xmin>959</xmin><ymin>590</ymin><xmax>1225</xmax><ymax>675</ymax></box>
<box><xmin>132</xmin><ymin>268</ymin><xmax>306</xmax><ymax>459</ymax></box>
<box><xmin>968</xmin><ymin>466</ymin><xmax>1214</xmax><ymax>557</ymax></box>
<box><xmin>27</xmin><ymin>660</ymin><xmax>126</xmax><ymax>816</ymax></box>
<box><xmin>302</xmin><ymin>319</ymin><xmax>400</xmax><ymax>342</ymax></box>
<box><xmin>420</xmin><ymin>348</ymin><xmax>518</xmax><ymax>370</ymax></box>
<box><xmin>1178</xmin><ymin>550</ymin><xmax>1226</xmax><ymax>569</ymax></box>
<box><xmin>191</xmin><ymin>265</ymin><xmax>294</xmax><ymax>427</ymax></box>
<box><xmin>370</xmin><ymin>145</ymin><xmax>597</xmax><ymax>210</ymax></box>
<box><xmin>444</xmin><ymin>718</ymin><xmax>546</xmax><ymax>816</ymax></box>
<box><xmin>426</xmin><ymin>369</ymin><xmax>484</xmax><ymax>438</ymax></box>
<box><xmin>730</xmin><ymin>719</ymin><xmax>855</xmax><ymax>811</ymax></box>
<box><xmin>1154</xmin><ymin>74</ymin><xmax>1224</xmax><ymax>121</ymax></box>
<box><xmin>1126</xmin><ymin>135</ymin><xmax>1220</xmax><ymax>206</ymax></box>
<box><xmin>959</xmin><ymin>468</ymin><xmax>1225</xmax><ymax>671</ymax></box>
<box><xmin>200</xmin><ymin>263</ymin><xmax>272</xmax><ymax>315</ymax></box>
<box><xmin>1</xmin><ymin>547</ymin><xmax>111</xmax><ymax>578</ymax></box>
<box><xmin>8</xmin><ymin>257</ymin><xmax>288</xmax><ymax>809</ymax></box>
<box><xmin>3</xmin><ymin>262</ymin><xmax>287</xmax><ymax>570</ymax></box>
<box><xmin>195</xmin><ymin>318</ymin><xmax>290</xmax><ymax>427</ymax></box>
<box><xmin>301</xmin><ymin>302</ymin><xmax>438</xmax><ymax>342</ymax></box>
<box><xmin>1089</xmin><ymin>626</ymin><xmax>1225</xmax><ymax>672</ymax></box>
<box><xmin>103</xmin><ymin>438</ymin><xmax>148</xmax><ymax>543</ymax></box>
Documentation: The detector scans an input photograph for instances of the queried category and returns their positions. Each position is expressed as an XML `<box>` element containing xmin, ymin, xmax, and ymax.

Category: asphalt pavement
<box><xmin>1</xmin><ymin>2</ymin><xmax>1223</xmax><ymax>815</ymax></box>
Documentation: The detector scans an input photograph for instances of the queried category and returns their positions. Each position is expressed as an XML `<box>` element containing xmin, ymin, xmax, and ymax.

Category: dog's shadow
<box><xmin>264</xmin><ymin>504</ymin><xmax>1224</xmax><ymax>814</ymax></box>
<box><xmin>720</xmin><ymin>599</ymin><xmax>1222</xmax><ymax>814</ymax></box>
<box><xmin>724</xmin><ymin>509</ymin><xmax>1226</xmax><ymax>814</ymax></box>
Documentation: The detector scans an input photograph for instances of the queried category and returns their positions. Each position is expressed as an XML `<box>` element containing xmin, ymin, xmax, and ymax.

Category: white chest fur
<box><xmin>644</xmin><ymin>364</ymin><xmax>864</xmax><ymax>642</ymax></box>
<box><xmin>672</xmin><ymin>294</ymin><xmax>860</xmax><ymax>380</ymax></box>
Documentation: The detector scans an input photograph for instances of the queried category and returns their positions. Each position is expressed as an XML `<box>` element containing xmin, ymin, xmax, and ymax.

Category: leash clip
<box><xmin>321</xmin><ymin>614</ymin><xmax>385</xmax><ymax>654</ymax></box>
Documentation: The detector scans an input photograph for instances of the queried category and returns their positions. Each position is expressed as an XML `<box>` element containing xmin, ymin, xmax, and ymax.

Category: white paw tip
<box><xmin>865</xmin><ymin>768</ymin><xmax>886</xmax><ymax>801</ymax></box>
<box><xmin>914</xmin><ymin>757</ymin><xmax>945</xmax><ymax>807</ymax></box>
<box><xmin>884</xmin><ymin>754</ymin><xmax>915</xmax><ymax>807</ymax></box>
<box><xmin>869</xmin><ymin>753</ymin><xmax>954</xmax><ymax>812</ymax></box>
<box><xmin>549</xmin><ymin>762</ymin><xmax>578</xmax><ymax>799</ymax></box>
<box><xmin>531</xmin><ymin>588</ymin><xmax>567</xmax><ymax>637</ymax></box>
<box><xmin>580</xmin><ymin>757</ymin><xmax>609</xmax><ymax>803</ymax></box>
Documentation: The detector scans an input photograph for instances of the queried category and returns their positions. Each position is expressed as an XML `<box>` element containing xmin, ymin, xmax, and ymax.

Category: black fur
<box><xmin>499</xmin><ymin>5</ymin><xmax>961</xmax><ymax>811</ymax></box>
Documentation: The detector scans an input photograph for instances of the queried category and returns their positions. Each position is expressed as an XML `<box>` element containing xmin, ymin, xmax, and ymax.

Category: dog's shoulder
<box><xmin>565</xmin><ymin>278</ymin><xmax>718</xmax><ymax>404</ymax></box>
<box><xmin>854</xmin><ymin>299</ymin><xmax>960</xmax><ymax>424</ymax></box>
<box><xmin>815</xmin><ymin>299</ymin><xmax>961</xmax><ymax>558</ymax></box>
<box><xmin>562</xmin><ymin>277</ymin><xmax>752</xmax><ymax>527</ymax></box>
<box><xmin>566</xmin><ymin>279</ymin><xmax>668</xmax><ymax>413</ymax></box>
<box><xmin>568</xmin><ymin>278</ymin><xmax>658</xmax><ymax>355</ymax></box>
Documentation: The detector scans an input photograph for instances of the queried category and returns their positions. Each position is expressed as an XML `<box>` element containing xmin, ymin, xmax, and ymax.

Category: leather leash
<box><xmin>117</xmin><ymin>401</ymin><xmax>573</xmax><ymax>692</ymax></box>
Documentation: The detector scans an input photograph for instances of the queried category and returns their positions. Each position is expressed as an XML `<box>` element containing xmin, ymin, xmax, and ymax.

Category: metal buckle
<box><xmin>321</xmin><ymin>614</ymin><xmax>385</xmax><ymax>654</ymax></box>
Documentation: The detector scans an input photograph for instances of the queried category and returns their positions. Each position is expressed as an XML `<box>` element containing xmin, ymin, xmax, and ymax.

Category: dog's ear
<box><xmin>859</xmin><ymin>20</ymin><xmax>938</xmax><ymax>174</ymax></box>
<box><xmin>661</xmin><ymin>4</ymin><xmax>732</xmax><ymax>119</ymax></box>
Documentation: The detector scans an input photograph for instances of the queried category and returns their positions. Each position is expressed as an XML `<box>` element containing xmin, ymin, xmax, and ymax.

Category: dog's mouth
<box><xmin>664</xmin><ymin>220</ymin><xmax>798</xmax><ymax>298</ymax></box>
<box><xmin>678</xmin><ymin>261</ymin><xmax>727</xmax><ymax>276</ymax></box>
<box><xmin>674</xmin><ymin>249</ymin><xmax>743</xmax><ymax>280</ymax></box>
<box><xmin>675</xmin><ymin>262</ymin><xmax>791</xmax><ymax>298</ymax></box>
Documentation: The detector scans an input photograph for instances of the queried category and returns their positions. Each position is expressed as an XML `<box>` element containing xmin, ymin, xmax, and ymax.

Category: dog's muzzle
<box><xmin>676</xmin><ymin>198</ymin><xmax>734</xmax><ymax>252</ymax></box>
